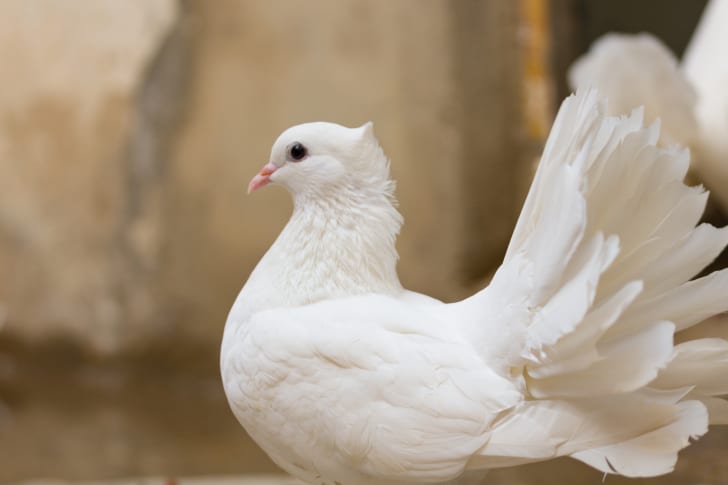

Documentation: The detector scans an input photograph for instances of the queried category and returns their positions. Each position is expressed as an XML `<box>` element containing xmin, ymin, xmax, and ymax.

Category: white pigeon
<box><xmin>568</xmin><ymin>33</ymin><xmax>698</xmax><ymax>148</ymax></box>
<box><xmin>683</xmin><ymin>0</ymin><xmax>728</xmax><ymax>211</ymax></box>
<box><xmin>221</xmin><ymin>89</ymin><xmax>728</xmax><ymax>485</ymax></box>
<box><xmin>568</xmin><ymin>1</ymin><xmax>728</xmax><ymax>211</ymax></box>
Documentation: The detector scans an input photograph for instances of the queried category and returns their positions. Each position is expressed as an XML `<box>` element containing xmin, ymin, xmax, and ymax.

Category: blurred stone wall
<box><xmin>0</xmin><ymin>0</ymin><xmax>179</xmax><ymax>353</ymax></box>
<box><xmin>0</xmin><ymin>0</ymin><xmax>533</xmax><ymax>356</ymax></box>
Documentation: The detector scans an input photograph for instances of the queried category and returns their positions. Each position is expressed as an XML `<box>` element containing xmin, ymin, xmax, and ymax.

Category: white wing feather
<box><xmin>223</xmin><ymin>294</ymin><xmax>520</xmax><ymax>484</ymax></box>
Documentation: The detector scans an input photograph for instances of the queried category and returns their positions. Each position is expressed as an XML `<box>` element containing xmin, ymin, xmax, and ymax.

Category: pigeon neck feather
<box><xmin>243</xmin><ymin>178</ymin><xmax>403</xmax><ymax>313</ymax></box>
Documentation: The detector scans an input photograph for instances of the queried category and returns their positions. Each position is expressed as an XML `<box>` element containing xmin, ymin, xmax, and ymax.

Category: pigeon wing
<box><xmin>223</xmin><ymin>294</ymin><xmax>520</xmax><ymax>483</ymax></box>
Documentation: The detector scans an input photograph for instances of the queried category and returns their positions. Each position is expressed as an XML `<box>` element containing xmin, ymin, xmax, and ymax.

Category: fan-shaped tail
<box><xmin>462</xmin><ymin>89</ymin><xmax>728</xmax><ymax>477</ymax></box>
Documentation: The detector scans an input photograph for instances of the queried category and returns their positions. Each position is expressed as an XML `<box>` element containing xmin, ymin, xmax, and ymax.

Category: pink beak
<box><xmin>247</xmin><ymin>162</ymin><xmax>278</xmax><ymax>194</ymax></box>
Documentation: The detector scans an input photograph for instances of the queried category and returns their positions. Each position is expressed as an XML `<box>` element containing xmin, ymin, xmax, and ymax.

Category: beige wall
<box><xmin>0</xmin><ymin>0</ymin><xmax>178</xmax><ymax>352</ymax></box>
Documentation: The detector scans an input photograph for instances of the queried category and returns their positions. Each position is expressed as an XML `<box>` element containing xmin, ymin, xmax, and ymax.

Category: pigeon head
<box><xmin>248</xmin><ymin>121</ymin><xmax>393</xmax><ymax>200</ymax></box>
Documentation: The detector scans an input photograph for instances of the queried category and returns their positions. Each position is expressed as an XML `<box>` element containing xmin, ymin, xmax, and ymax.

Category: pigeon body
<box><xmin>221</xmin><ymin>90</ymin><xmax>728</xmax><ymax>484</ymax></box>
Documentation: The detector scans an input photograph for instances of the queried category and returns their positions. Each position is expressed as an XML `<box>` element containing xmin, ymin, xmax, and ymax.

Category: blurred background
<box><xmin>1</xmin><ymin>0</ymin><xmax>726</xmax><ymax>483</ymax></box>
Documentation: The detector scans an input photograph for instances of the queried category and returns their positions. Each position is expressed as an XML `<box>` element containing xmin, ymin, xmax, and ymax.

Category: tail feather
<box><xmin>524</xmin><ymin>233</ymin><xmax>618</xmax><ymax>352</ymax></box>
<box><xmin>614</xmin><ymin>268</ymin><xmax>728</xmax><ymax>335</ymax></box>
<box><xmin>636</xmin><ymin>224</ymin><xmax>728</xmax><ymax>299</ymax></box>
<box><xmin>470</xmin><ymin>88</ymin><xmax>728</xmax><ymax>477</ymax></box>
<box><xmin>474</xmin><ymin>391</ymin><xmax>702</xmax><ymax>472</ymax></box>
<box><xmin>570</xmin><ymin>401</ymin><xmax>707</xmax><ymax>477</ymax></box>
<box><xmin>653</xmin><ymin>338</ymin><xmax>728</xmax><ymax>395</ymax></box>
<box><xmin>699</xmin><ymin>396</ymin><xmax>728</xmax><ymax>425</ymax></box>
<box><xmin>597</xmin><ymin>183</ymin><xmax>709</xmax><ymax>300</ymax></box>
<box><xmin>527</xmin><ymin>321</ymin><xmax>674</xmax><ymax>398</ymax></box>
<box><xmin>527</xmin><ymin>281</ymin><xmax>643</xmax><ymax>379</ymax></box>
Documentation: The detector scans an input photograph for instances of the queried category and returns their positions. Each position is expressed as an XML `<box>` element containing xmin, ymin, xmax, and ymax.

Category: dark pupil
<box><xmin>290</xmin><ymin>143</ymin><xmax>307</xmax><ymax>161</ymax></box>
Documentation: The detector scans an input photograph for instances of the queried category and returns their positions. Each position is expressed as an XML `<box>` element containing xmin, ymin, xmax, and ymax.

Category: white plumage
<box><xmin>683</xmin><ymin>0</ymin><xmax>728</xmax><ymax>211</ymax></box>
<box><xmin>221</xmin><ymin>90</ymin><xmax>728</xmax><ymax>485</ymax></box>
<box><xmin>568</xmin><ymin>33</ymin><xmax>698</xmax><ymax>148</ymax></box>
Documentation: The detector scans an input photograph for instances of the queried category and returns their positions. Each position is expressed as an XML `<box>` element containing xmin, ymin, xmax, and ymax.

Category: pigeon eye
<box><xmin>289</xmin><ymin>142</ymin><xmax>307</xmax><ymax>161</ymax></box>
